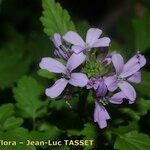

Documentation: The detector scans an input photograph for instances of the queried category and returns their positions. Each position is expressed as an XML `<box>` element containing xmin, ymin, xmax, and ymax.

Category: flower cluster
<box><xmin>39</xmin><ymin>28</ymin><xmax>146</xmax><ymax>129</ymax></box>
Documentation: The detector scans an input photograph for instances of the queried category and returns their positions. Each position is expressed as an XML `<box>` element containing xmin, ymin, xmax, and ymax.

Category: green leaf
<box><xmin>0</xmin><ymin>104</ymin><xmax>14</xmax><ymax>124</ymax></box>
<box><xmin>0</xmin><ymin>42</ymin><xmax>29</xmax><ymax>89</ymax></box>
<box><xmin>3</xmin><ymin>117</ymin><xmax>23</xmax><ymax>131</ymax></box>
<box><xmin>67</xmin><ymin>129</ymin><xmax>81</xmax><ymax>137</ymax></box>
<box><xmin>81</xmin><ymin>123</ymin><xmax>98</xmax><ymax>140</ymax></box>
<box><xmin>76</xmin><ymin>21</ymin><xmax>90</xmax><ymax>38</ymax></box>
<box><xmin>40</xmin><ymin>0</ymin><xmax>76</xmax><ymax>37</ymax></box>
<box><xmin>136</xmin><ymin>98</ymin><xmax>150</xmax><ymax>116</ymax></box>
<box><xmin>38</xmin><ymin>69</ymin><xmax>56</xmax><ymax>79</ymax></box>
<box><xmin>112</xmin><ymin>121</ymin><xmax>139</xmax><ymax>135</ymax></box>
<box><xmin>31</xmin><ymin>123</ymin><xmax>61</xmax><ymax>141</ymax></box>
<box><xmin>13</xmin><ymin>76</ymin><xmax>44</xmax><ymax>118</ymax></box>
<box><xmin>133</xmin><ymin>15</ymin><xmax>150</xmax><ymax>52</ymax></box>
<box><xmin>114</xmin><ymin>131</ymin><xmax>150</xmax><ymax>150</ymax></box>
<box><xmin>49</xmin><ymin>99</ymin><xmax>68</xmax><ymax>110</ymax></box>
<box><xmin>0</xmin><ymin>127</ymin><xmax>34</xmax><ymax>150</ymax></box>
<box><xmin>136</xmin><ymin>71</ymin><xmax>150</xmax><ymax>98</ymax></box>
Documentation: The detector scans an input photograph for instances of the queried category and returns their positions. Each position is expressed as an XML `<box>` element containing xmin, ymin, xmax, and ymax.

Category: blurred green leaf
<box><xmin>76</xmin><ymin>21</ymin><xmax>90</xmax><ymax>38</ymax></box>
<box><xmin>0</xmin><ymin>127</ymin><xmax>34</xmax><ymax>150</ymax></box>
<box><xmin>133</xmin><ymin>15</ymin><xmax>150</xmax><ymax>52</ymax></box>
<box><xmin>81</xmin><ymin>123</ymin><xmax>97</xmax><ymax>150</ymax></box>
<box><xmin>136</xmin><ymin>71</ymin><xmax>150</xmax><ymax>98</ymax></box>
<box><xmin>136</xmin><ymin>98</ymin><xmax>150</xmax><ymax>116</ymax></box>
<box><xmin>0</xmin><ymin>40</ymin><xmax>30</xmax><ymax>89</ymax></box>
<box><xmin>49</xmin><ymin>99</ymin><xmax>68</xmax><ymax>110</ymax></box>
<box><xmin>112</xmin><ymin>121</ymin><xmax>139</xmax><ymax>135</ymax></box>
<box><xmin>31</xmin><ymin>124</ymin><xmax>61</xmax><ymax>141</ymax></box>
<box><xmin>0</xmin><ymin>104</ymin><xmax>14</xmax><ymax>123</ymax></box>
<box><xmin>81</xmin><ymin>123</ymin><xmax>98</xmax><ymax>140</ymax></box>
<box><xmin>3</xmin><ymin>117</ymin><xmax>23</xmax><ymax>131</ymax></box>
<box><xmin>13</xmin><ymin>76</ymin><xmax>44</xmax><ymax>119</ymax></box>
<box><xmin>120</xmin><ymin>98</ymin><xmax>150</xmax><ymax>121</ymax></box>
<box><xmin>114</xmin><ymin>131</ymin><xmax>150</xmax><ymax>150</ymax></box>
<box><xmin>38</xmin><ymin>69</ymin><xmax>56</xmax><ymax>79</ymax></box>
<box><xmin>67</xmin><ymin>129</ymin><xmax>81</xmax><ymax>137</ymax></box>
<box><xmin>0</xmin><ymin>104</ymin><xmax>24</xmax><ymax>131</ymax></box>
<box><xmin>40</xmin><ymin>0</ymin><xmax>76</xmax><ymax>37</ymax></box>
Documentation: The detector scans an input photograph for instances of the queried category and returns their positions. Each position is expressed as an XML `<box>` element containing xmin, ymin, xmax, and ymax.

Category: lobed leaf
<box><xmin>40</xmin><ymin>0</ymin><xmax>76</xmax><ymax>38</ymax></box>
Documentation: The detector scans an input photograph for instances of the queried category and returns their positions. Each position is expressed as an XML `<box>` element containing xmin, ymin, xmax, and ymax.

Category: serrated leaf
<box><xmin>114</xmin><ymin>131</ymin><xmax>150</xmax><ymax>150</ymax></box>
<box><xmin>13</xmin><ymin>76</ymin><xmax>44</xmax><ymax>118</ymax></box>
<box><xmin>40</xmin><ymin>0</ymin><xmax>76</xmax><ymax>37</ymax></box>
<box><xmin>133</xmin><ymin>15</ymin><xmax>150</xmax><ymax>52</ymax></box>
<box><xmin>3</xmin><ymin>117</ymin><xmax>23</xmax><ymax>131</ymax></box>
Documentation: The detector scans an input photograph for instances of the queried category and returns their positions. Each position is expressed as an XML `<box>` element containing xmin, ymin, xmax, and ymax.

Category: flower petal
<box><xmin>86</xmin><ymin>28</ymin><xmax>102</xmax><ymax>46</ymax></box>
<box><xmin>112</xmin><ymin>54</ymin><xmax>124</xmax><ymax>74</ymax></box>
<box><xmin>127</xmin><ymin>71</ymin><xmax>141</xmax><ymax>83</ymax></box>
<box><xmin>121</xmin><ymin>53</ymin><xmax>146</xmax><ymax>78</ymax></box>
<box><xmin>104</xmin><ymin>76</ymin><xmax>118</xmax><ymax>91</ymax></box>
<box><xmin>66</xmin><ymin>53</ymin><xmax>86</xmax><ymax>71</ymax></box>
<box><xmin>69</xmin><ymin>73</ymin><xmax>88</xmax><ymax>87</ymax></box>
<box><xmin>92</xmin><ymin>37</ymin><xmax>111</xmax><ymax>47</ymax></box>
<box><xmin>96</xmin><ymin>78</ymin><xmax>108</xmax><ymax>97</ymax></box>
<box><xmin>94</xmin><ymin>102</ymin><xmax>110</xmax><ymax>129</ymax></box>
<box><xmin>45</xmin><ymin>78</ymin><xmax>68</xmax><ymax>98</ymax></box>
<box><xmin>39</xmin><ymin>57</ymin><xmax>66</xmax><ymax>73</ymax></box>
<box><xmin>120</xmin><ymin>64</ymin><xmax>141</xmax><ymax>78</ymax></box>
<box><xmin>109</xmin><ymin>91</ymin><xmax>126</xmax><ymax>104</ymax></box>
<box><xmin>52</xmin><ymin>33</ymin><xmax>61</xmax><ymax>48</ymax></box>
<box><xmin>118</xmin><ymin>81</ymin><xmax>136</xmax><ymax>102</ymax></box>
<box><xmin>63</xmin><ymin>31</ymin><xmax>85</xmax><ymax>47</ymax></box>
<box><xmin>138</xmin><ymin>54</ymin><xmax>146</xmax><ymax>67</ymax></box>
<box><xmin>72</xmin><ymin>45</ymin><xmax>84</xmax><ymax>54</ymax></box>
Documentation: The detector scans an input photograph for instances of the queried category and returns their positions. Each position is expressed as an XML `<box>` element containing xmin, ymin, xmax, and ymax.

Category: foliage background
<box><xmin>0</xmin><ymin>0</ymin><xmax>150</xmax><ymax>149</ymax></box>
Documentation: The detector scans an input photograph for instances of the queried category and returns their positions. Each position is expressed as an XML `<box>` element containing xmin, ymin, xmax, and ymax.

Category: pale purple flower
<box><xmin>63</xmin><ymin>28</ymin><xmax>111</xmax><ymax>54</ymax></box>
<box><xmin>94</xmin><ymin>102</ymin><xmax>110</xmax><ymax>129</ymax></box>
<box><xmin>53</xmin><ymin>33</ymin><xmax>69</xmax><ymax>60</ymax></box>
<box><xmin>39</xmin><ymin>53</ymin><xmax>88</xmax><ymax>98</ymax></box>
<box><xmin>105</xmin><ymin>53</ymin><xmax>146</xmax><ymax>103</ymax></box>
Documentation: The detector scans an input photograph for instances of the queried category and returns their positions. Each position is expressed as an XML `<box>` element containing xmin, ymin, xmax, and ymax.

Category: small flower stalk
<box><xmin>39</xmin><ymin>28</ymin><xmax>146</xmax><ymax>129</ymax></box>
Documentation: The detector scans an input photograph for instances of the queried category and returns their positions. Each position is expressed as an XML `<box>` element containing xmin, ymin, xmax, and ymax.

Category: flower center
<box><xmin>98</xmin><ymin>97</ymin><xmax>109</xmax><ymax>106</ymax></box>
<box><xmin>83</xmin><ymin>61</ymin><xmax>106</xmax><ymax>78</ymax></box>
<box><xmin>62</xmin><ymin>69</ymin><xmax>71</xmax><ymax>80</ymax></box>
<box><xmin>117</xmin><ymin>76</ymin><xmax>125</xmax><ymax>83</ymax></box>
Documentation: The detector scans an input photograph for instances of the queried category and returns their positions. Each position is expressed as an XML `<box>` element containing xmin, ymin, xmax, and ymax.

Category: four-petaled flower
<box><xmin>39</xmin><ymin>53</ymin><xmax>88</xmax><ymax>98</ymax></box>
<box><xmin>105</xmin><ymin>53</ymin><xmax>146</xmax><ymax>104</ymax></box>
<box><xmin>63</xmin><ymin>28</ymin><xmax>111</xmax><ymax>54</ymax></box>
